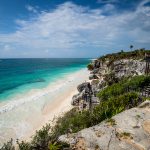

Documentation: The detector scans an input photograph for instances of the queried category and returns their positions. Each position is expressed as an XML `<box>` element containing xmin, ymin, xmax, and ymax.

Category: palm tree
<box><xmin>130</xmin><ymin>45</ymin><xmax>133</xmax><ymax>50</ymax></box>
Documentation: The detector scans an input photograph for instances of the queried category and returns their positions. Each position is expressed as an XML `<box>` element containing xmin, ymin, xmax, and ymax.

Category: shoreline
<box><xmin>0</xmin><ymin>68</ymin><xmax>90</xmax><ymax>146</ymax></box>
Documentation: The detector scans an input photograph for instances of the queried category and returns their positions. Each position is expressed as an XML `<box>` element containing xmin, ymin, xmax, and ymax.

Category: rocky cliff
<box><xmin>71</xmin><ymin>50</ymin><xmax>150</xmax><ymax>110</ymax></box>
<box><xmin>90</xmin><ymin>58</ymin><xmax>146</xmax><ymax>81</ymax></box>
<box><xmin>59</xmin><ymin>101</ymin><xmax>150</xmax><ymax>150</ymax></box>
<box><xmin>59</xmin><ymin>50</ymin><xmax>150</xmax><ymax>150</ymax></box>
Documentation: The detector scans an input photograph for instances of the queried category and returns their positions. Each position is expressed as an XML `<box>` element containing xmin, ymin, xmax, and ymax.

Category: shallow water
<box><xmin>0</xmin><ymin>58</ymin><xmax>89</xmax><ymax>101</ymax></box>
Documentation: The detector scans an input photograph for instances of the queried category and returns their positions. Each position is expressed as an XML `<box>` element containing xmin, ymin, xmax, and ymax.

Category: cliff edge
<box><xmin>59</xmin><ymin>100</ymin><xmax>150</xmax><ymax>150</ymax></box>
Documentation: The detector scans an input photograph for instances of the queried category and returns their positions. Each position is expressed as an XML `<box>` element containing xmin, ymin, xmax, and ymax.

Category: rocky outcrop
<box><xmin>111</xmin><ymin>59</ymin><xmax>146</xmax><ymax>79</ymax></box>
<box><xmin>72</xmin><ymin>81</ymin><xmax>100</xmax><ymax>110</ymax></box>
<box><xmin>71</xmin><ymin>92</ymin><xmax>83</xmax><ymax>105</ymax></box>
<box><xmin>68</xmin><ymin>52</ymin><xmax>150</xmax><ymax>149</ymax></box>
<box><xmin>59</xmin><ymin>101</ymin><xmax>150</xmax><ymax>150</ymax></box>
<box><xmin>72</xmin><ymin>57</ymin><xmax>147</xmax><ymax>110</ymax></box>
<box><xmin>77</xmin><ymin>82</ymin><xmax>90</xmax><ymax>93</ymax></box>
<box><xmin>90</xmin><ymin>59</ymin><xmax>146</xmax><ymax>80</ymax></box>
<box><xmin>89</xmin><ymin>74</ymin><xmax>99</xmax><ymax>80</ymax></box>
<box><xmin>90</xmin><ymin>59</ymin><xmax>146</xmax><ymax>100</ymax></box>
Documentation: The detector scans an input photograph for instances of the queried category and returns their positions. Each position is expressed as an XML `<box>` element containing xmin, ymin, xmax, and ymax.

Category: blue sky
<box><xmin>0</xmin><ymin>0</ymin><xmax>150</xmax><ymax>58</ymax></box>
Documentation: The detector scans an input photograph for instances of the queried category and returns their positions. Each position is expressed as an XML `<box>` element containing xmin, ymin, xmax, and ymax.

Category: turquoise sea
<box><xmin>0</xmin><ymin>58</ymin><xmax>90</xmax><ymax>101</ymax></box>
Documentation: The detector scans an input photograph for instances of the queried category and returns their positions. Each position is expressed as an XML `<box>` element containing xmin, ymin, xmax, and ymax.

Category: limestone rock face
<box><xmin>77</xmin><ymin>82</ymin><xmax>90</xmax><ymax>93</ymax></box>
<box><xmin>89</xmin><ymin>74</ymin><xmax>99</xmax><ymax>80</ymax></box>
<box><xmin>111</xmin><ymin>59</ymin><xmax>146</xmax><ymax>79</ymax></box>
<box><xmin>90</xmin><ymin>68</ymin><xmax>99</xmax><ymax>74</ymax></box>
<box><xmin>71</xmin><ymin>90</ymin><xmax>85</xmax><ymax>106</ymax></box>
<box><xmin>72</xmin><ymin>58</ymin><xmax>146</xmax><ymax>109</ymax></box>
<box><xmin>59</xmin><ymin>101</ymin><xmax>150</xmax><ymax>150</ymax></box>
<box><xmin>91</xmin><ymin>59</ymin><xmax>146</xmax><ymax>79</ymax></box>
<box><xmin>71</xmin><ymin>93</ymin><xmax>82</xmax><ymax>105</ymax></box>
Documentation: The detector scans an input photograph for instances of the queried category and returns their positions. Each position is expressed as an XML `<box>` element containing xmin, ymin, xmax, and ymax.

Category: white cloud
<box><xmin>26</xmin><ymin>5</ymin><xmax>38</xmax><ymax>13</ymax></box>
<box><xmin>0</xmin><ymin>1</ymin><xmax>150</xmax><ymax>57</ymax></box>
<box><xmin>97</xmin><ymin>0</ymin><xmax>119</xmax><ymax>4</ymax></box>
<box><xmin>4</xmin><ymin>45</ymin><xmax>10</xmax><ymax>51</ymax></box>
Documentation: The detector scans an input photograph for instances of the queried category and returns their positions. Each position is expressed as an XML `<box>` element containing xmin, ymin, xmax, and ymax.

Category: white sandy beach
<box><xmin>0</xmin><ymin>68</ymin><xmax>89</xmax><ymax>146</ymax></box>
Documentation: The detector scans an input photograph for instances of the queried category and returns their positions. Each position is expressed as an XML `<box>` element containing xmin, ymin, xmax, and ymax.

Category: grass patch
<box><xmin>106</xmin><ymin>118</ymin><xmax>116</xmax><ymax>126</ymax></box>
<box><xmin>116</xmin><ymin>132</ymin><xmax>133</xmax><ymax>140</ymax></box>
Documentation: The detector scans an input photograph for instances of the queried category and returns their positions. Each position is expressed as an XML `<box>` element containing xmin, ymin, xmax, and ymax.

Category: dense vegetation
<box><xmin>99</xmin><ymin>49</ymin><xmax>150</xmax><ymax>64</ymax></box>
<box><xmin>97</xmin><ymin>75</ymin><xmax>150</xmax><ymax>101</ymax></box>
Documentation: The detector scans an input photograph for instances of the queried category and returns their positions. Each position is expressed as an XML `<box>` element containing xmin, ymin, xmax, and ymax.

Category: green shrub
<box><xmin>87</xmin><ymin>63</ymin><xmax>94</xmax><ymax>70</ymax></box>
<box><xmin>16</xmin><ymin>140</ymin><xmax>31</xmax><ymax>150</ymax></box>
<box><xmin>91</xmin><ymin>92</ymin><xmax>139</xmax><ymax>124</ymax></box>
<box><xmin>97</xmin><ymin>75</ymin><xmax>150</xmax><ymax>101</ymax></box>
<box><xmin>1</xmin><ymin>123</ymin><xmax>69</xmax><ymax>150</ymax></box>
<box><xmin>49</xmin><ymin>143</ymin><xmax>60</xmax><ymax>150</ymax></box>
<box><xmin>1</xmin><ymin>139</ymin><xmax>15</xmax><ymax>150</ymax></box>
<box><xmin>30</xmin><ymin>124</ymin><xmax>51</xmax><ymax>149</ymax></box>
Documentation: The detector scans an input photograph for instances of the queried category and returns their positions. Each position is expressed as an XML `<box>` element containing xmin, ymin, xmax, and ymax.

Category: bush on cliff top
<box><xmin>98</xmin><ymin>49</ymin><xmax>150</xmax><ymax>64</ymax></box>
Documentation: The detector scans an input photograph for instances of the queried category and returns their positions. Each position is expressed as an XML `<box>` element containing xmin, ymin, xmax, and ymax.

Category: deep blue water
<box><xmin>0</xmin><ymin>58</ymin><xmax>90</xmax><ymax>100</ymax></box>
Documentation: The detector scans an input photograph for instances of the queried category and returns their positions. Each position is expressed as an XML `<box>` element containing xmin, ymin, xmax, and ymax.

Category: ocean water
<box><xmin>0</xmin><ymin>58</ymin><xmax>90</xmax><ymax>101</ymax></box>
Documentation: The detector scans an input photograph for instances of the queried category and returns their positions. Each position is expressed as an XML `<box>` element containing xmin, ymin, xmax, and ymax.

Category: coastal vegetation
<box><xmin>87</xmin><ymin>63</ymin><xmax>94</xmax><ymax>70</ymax></box>
<box><xmin>98</xmin><ymin>49</ymin><xmax>150</xmax><ymax>63</ymax></box>
<box><xmin>97</xmin><ymin>75</ymin><xmax>150</xmax><ymax>101</ymax></box>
